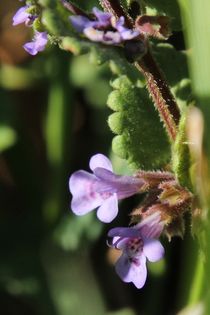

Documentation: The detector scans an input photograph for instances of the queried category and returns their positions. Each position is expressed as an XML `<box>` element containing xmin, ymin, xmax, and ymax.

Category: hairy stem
<box><xmin>187</xmin><ymin>252</ymin><xmax>204</xmax><ymax>306</ymax></box>
<box><xmin>135</xmin><ymin>53</ymin><xmax>179</xmax><ymax>141</ymax></box>
<box><xmin>100</xmin><ymin>0</ymin><xmax>180</xmax><ymax>141</ymax></box>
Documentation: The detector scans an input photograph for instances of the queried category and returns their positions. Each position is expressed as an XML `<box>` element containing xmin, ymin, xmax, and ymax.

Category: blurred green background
<box><xmin>0</xmin><ymin>1</ymin><xmax>201</xmax><ymax>315</ymax></box>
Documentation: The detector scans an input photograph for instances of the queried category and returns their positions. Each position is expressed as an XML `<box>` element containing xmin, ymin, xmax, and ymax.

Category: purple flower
<box><xmin>69</xmin><ymin>7</ymin><xmax>139</xmax><ymax>45</ymax></box>
<box><xmin>12</xmin><ymin>5</ymin><xmax>37</xmax><ymax>26</ymax></box>
<box><xmin>91</xmin><ymin>7</ymin><xmax>112</xmax><ymax>28</ymax></box>
<box><xmin>70</xmin><ymin>15</ymin><xmax>92</xmax><ymax>33</ymax></box>
<box><xmin>70</xmin><ymin>7</ymin><xmax>112</xmax><ymax>32</ymax></box>
<box><xmin>84</xmin><ymin>28</ymin><xmax>122</xmax><ymax>45</ymax></box>
<box><xmin>23</xmin><ymin>32</ymin><xmax>48</xmax><ymax>55</ymax></box>
<box><xmin>108</xmin><ymin>213</ymin><xmax>164</xmax><ymax>288</ymax></box>
<box><xmin>69</xmin><ymin>154</ymin><xmax>145</xmax><ymax>223</ymax></box>
<box><xmin>111</xmin><ymin>16</ymin><xmax>140</xmax><ymax>40</ymax></box>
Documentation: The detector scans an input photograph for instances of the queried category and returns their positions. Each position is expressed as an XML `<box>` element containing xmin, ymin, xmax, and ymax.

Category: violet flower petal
<box><xmin>130</xmin><ymin>255</ymin><xmax>147</xmax><ymax>289</ymax></box>
<box><xmin>69</xmin><ymin>15</ymin><xmax>91</xmax><ymax>32</ymax></box>
<box><xmin>89</xmin><ymin>153</ymin><xmax>113</xmax><ymax>172</ymax></box>
<box><xmin>93</xmin><ymin>168</ymin><xmax>145</xmax><ymax>198</ymax></box>
<box><xmin>92</xmin><ymin>7</ymin><xmax>112</xmax><ymax>28</ymax></box>
<box><xmin>116</xmin><ymin>254</ymin><xmax>147</xmax><ymax>289</ymax></box>
<box><xmin>108</xmin><ymin>227</ymin><xmax>140</xmax><ymax>239</ymax></box>
<box><xmin>120</xmin><ymin>29</ymin><xmax>140</xmax><ymax>40</ymax></box>
<box><xmin>97</xmin><ymin>193</ymin><xmax>118</xmax><ymax>223</ymax></box>
<box><xmin>112</xmin><ymin>16</ymin><xmax>125</xmax><ymax>32</ymax></box>
<box><xmin>23</xmin><ymin>32</ymin><xmax>48</xmax><ymax>55</ymax></box>
<box><xmin>115</xmin><ymin>253</ymin><xmax>131</xmax><ymax>281</ymax></box>
<box><xmin>69</xmin><ymin>152</ymin><xmax>145</xmax><ymax>223</ymax></box>
<box><xmin>84</xmin><ymin>28</ymin><xmax>122</xmax><ymax>46</ymax></box>
<box><xmin>94</xmin><ymin>167</ymin><xmax>144</xmax><ymax>186</ymax></box>
<box><xmin>143</xmin><ymin>239</ymin><xmax>165</xmax><ymax>262</ymax></box>
<box><xmin>23</xmin><ymin>42</ymin><xmax>37</xmax><ymax>55</ymax></box>
<box><xmin>112</xmin><ymin>16</ymin><xmax>140</xmax><ymax>41</ymax></box>
<box><xmin>111</xmin><ymin>236</ymin><xmax>128</xmax><ymax>250</ymax></box>
<box><xmin>69</xmin><ymin>170</ymin><xmax>103</xmax><ymax>215</ymax></box>
<box><xmin>103</xmin><ymin>31</ymin><xmax>122</xmax><ymax>44</ymax></box>
<box><xmin>12</xmin><ymin>5</ymin><xmax>29</xmax><ymax>26</ymax></box>
<box><xmin>138</xmin><ymin>212</ymin><xmax>164</xmax><ymax>238</ymax></box>
<box><xmin>84</xmin><ymin>27</ymin><xmax>104</xmax><ymax>42</ymax></box>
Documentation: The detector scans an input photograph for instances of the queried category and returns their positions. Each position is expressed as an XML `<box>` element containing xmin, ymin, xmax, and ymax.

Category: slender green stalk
<box><xmin>187</xmin><ymin>253</ymin><xmax>204</xmax><ymax>306</ymax></box>
<box><xmin>178</xmin><ymin>0</ymin><xmax>210</xmax><ymax>312</ymax></box>
<box><xmin>44</xmin><ymin>51</ymin><xmax>73</xmax><ymax>223</ymax></box>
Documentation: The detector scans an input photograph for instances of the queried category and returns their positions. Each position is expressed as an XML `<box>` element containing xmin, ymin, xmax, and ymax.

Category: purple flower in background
<box><xmin>69</xmin><ymin>7</ymin><xmax>140</xmax><ymax>45</ymax></box>
<box><xmin>112</xmin><ymin>16</ymin><xmax>140</xmax><ymax>40</ymax></box>
<box><xmin>91</xmin><ymin>7</ymin><xmax>112</xmax><ymax>28</ymax></box>
<box><xmin>12</xmin><ymin>5</ymin><xmax>37</xmax><ymax>26</ymax></box>
<box><xmin>23</xmin><ymin>32</ymin><xmax>48</xmax><ymax>55</ymax></box>
<box><xmin>70</xmin><ymin>15</ymin><xmax>92</xmax><ymax>33</ymax></box>
<box><xmin>69</xmin><ymin>154</ymin><xmax>145</xmax><ymax>223</ymax></box>
<box><xmin>70</xmin><ymin>7</ymin><xmax>112</xmax><ymax>32</ymax></box>
<box><xmin>84</xmin><ymin>28</ymin><xmax>122</xmax><ymax>45</ymax></box>
<box><xmin>108</xmin><ymin>213</ymin><xmax>164</xmax><ymax>288</ymax></box>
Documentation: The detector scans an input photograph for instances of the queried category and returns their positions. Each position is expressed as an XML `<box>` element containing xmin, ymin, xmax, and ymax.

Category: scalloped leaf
<box><xmin>107</xmin><ymin>75</ymin><xmax>170</xmax><ymax>170</ymax></box>
<box><xmin>61</xmin><ymin>40</ymin><xmax>188</xmax><ymax>171</ymax></box>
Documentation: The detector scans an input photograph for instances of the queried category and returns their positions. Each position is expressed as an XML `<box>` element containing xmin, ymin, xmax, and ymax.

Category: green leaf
<box><xmin>153</xmin><ymin>43</ymin><xmax>189</xmax><ymax>86</ymax></box>
<box><xmin>172</xmin><ymin>110</ymin><xmax>192</xmax><ymax>189</ymax></box>
<box><xmin>71</xmin><ymin>0</ymin><xmax>98</xmax><ymax>11</ymax></box>
<box><xmin>0</xmin><ymin>126</ymin><xmax>17</xmax><ymax>152</ymax></box>
<box><xmin>61</xmin><ymin>35</ymin><xmax>143</xmax><ymax>81</ymax></box>
<box><xmin>107</xmin><ymin>75</ymin><xmax>170</xmax><ymax>170</ymax></box>
<box><xmin>54</xmin><ymin>213</ymin><xmax>102</xmax><ymax>251</ymax></box>
<box><xmin>70</xmin><ymin>54</ymin><xmax>112</xmax><ymax>108</ymax></box>
<box><xmin>0</xmin><ymin>65</ymin><xmax>37</xmax><ymax>90</ymax></box>
<box><xmin>42</xmin><ymin>245</ymin><xmax>105</xmax><ymax>315</ymax></box>
<box><xmin>42</xmin><ymin>8</ymin><xmax>69</xmax><ymax>35</ymax></box>
<box><xmin>107</xmin><ymin>308</ymin><xmax>136</xmax><ymax>315</ymax></box>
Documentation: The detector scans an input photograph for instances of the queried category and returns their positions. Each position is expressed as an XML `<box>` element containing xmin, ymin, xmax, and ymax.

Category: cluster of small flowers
<box><xmin>70</xmin><ymin>7</ymin><xmax>140</xmax><ymax>45</ymax></box>
<box><xmin>12</xmin><ymin>3</ymin><xmax>141</xmax><ymax>56</ymax></box>
<box><xmin>12</xmin><ymin>4</ymin><xmax>48</xmax><ymax>55</ymax></box>
<box><xmin>69</xmin><ymin>154</ymin><xmax>166</xmax><ymax>289</ymax></box>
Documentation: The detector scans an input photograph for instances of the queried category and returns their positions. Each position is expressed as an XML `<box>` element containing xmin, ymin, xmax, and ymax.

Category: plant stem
<box><xmin>187</xmin><ymin>252</ymin><xmax>204</xmax><ymax>306</ymax></box>
<box><xmin>135</xmin><ymin>53</ymin><xmax>179</xmax><ymax>141</ymax></box>
<box><xmin>100</xmin><ymin>0</ymin><xmax>180</xmax><ymax>141</ymax></box>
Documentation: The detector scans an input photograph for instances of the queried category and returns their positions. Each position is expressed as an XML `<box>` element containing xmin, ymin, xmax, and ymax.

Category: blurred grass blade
<box><xmin>179</xmin><ymin>0</ymin><xmax>210</xmax><ymax>312</ymax></box>
<box><xmin>44</xmin><ymin>51</ymin><xmax>73</xmax><ymax>222</ymax></box>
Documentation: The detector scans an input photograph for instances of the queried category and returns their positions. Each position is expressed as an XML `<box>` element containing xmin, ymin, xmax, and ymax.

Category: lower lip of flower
<box><xmin>129</xmin><ymin>257</ymin><xmax>141</xmax><ymax>266</ymax></box>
